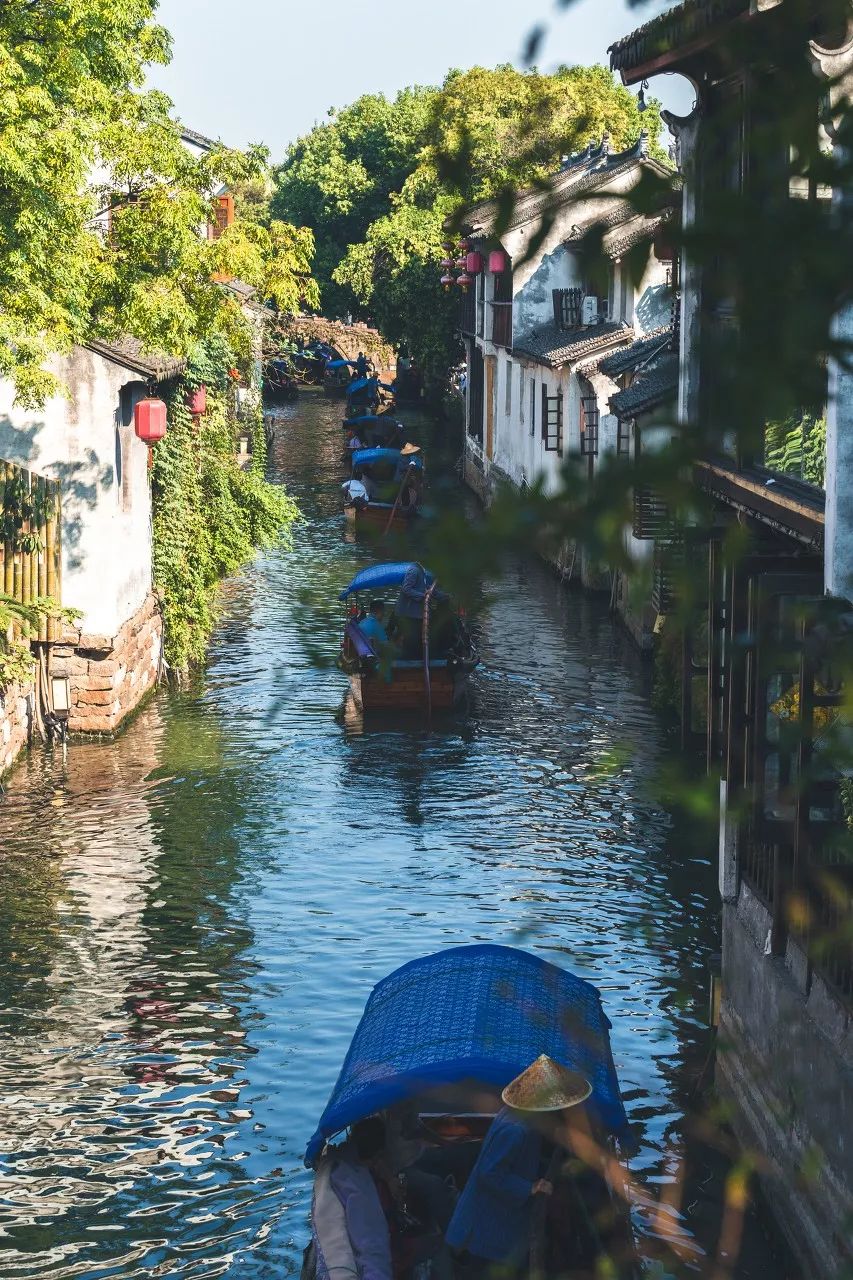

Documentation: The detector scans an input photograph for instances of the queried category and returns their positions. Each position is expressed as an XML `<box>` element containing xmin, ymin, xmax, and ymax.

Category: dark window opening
<box><xmin>541</xmin><ymin>388</ymin><xmax>563</xmax><ymax>456</ymax></box>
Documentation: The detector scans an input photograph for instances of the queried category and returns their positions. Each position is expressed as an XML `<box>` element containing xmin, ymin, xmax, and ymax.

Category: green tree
<box><xmin>0</xmin><ymin>1</ymin><xmax>318</xmax><ymax>406</ymax></box>
<box><xmin>271</xmin><ymin>87</ymin><xmax>438</xmax><ymax>318</ymax></box>
<box><xmin>330</xmin><ymin>63</ymin><xmax>663</xmax><ymax>393</ymax></box>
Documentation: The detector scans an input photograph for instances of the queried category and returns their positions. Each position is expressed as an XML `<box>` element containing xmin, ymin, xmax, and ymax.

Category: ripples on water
<box><xmin>0</xmin><ymin>397</ymin><xmax>792</xmax><ymax>1278</ymax></box>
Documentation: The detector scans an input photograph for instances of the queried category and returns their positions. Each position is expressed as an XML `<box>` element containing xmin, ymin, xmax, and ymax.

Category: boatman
<box><xmin>445</xmin><ymin>1055</ymin><xmax>591</xmax><ymax>1278</ymax></box>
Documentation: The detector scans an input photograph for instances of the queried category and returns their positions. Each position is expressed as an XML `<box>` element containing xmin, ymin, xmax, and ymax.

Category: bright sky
<box><xmin>150</xmin><ymin>0</ymin><xmax>695</xmax><ymax>159</ymax></box>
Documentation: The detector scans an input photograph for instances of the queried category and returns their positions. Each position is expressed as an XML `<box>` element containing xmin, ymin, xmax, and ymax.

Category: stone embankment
<box><xmin>0</xmin><ymin>591</ymin><xmax>162</xmax><ymax>776</ymax></box>
<box><xmin>51</xmin><ymin>591</ymin><xmax>162</xmax><ymax>734</ymax></box>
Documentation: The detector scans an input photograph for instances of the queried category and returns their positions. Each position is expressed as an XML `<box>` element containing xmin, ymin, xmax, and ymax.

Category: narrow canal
<box><xmin>0</xmin><ymin>396</ymin><xmax>793</xmax><ymax>1280</ymax></box>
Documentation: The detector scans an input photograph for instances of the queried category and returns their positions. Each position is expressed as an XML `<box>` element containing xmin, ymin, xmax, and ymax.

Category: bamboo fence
<box><xmin>1</xmin><ymin>461</ymin><xmax>62</xmax><ymax>642</ymax></box>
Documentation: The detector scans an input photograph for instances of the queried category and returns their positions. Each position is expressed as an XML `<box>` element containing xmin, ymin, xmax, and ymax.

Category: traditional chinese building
<box><xmin>610</xmin><ymin>3</ymin><xmax>853</xmax><ymax>1274</ymax></box>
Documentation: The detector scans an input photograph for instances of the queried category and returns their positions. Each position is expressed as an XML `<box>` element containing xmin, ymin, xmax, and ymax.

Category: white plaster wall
<box><xmin>491</xmin><ymin>351</ymin><xmax>569</xmax><ymax>495</ymax></box>
<box><xmin>0</xmin><ymin>348</ymin><xmax>153</xmax><ymax>637</ymax></box>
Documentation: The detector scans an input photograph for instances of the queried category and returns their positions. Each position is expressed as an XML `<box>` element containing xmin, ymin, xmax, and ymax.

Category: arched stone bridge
<box><xmin>286</xmin><ymin>315</ymin><xmax>396</xmax><ymax>379</ymax></box>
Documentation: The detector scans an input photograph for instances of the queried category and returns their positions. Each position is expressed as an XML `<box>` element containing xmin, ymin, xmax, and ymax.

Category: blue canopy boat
<box><xmin>339</xmin><ymin>562</ymin><xmax>477</xmax><ymax>711</ymax></box>
<box><xmin>344</xmin><ymin>446</ymin><xmax>424</xmax><ymax>530</ymax></box>
<box><xmin>304</xmin><ymin>945</ymin><xmax>639</xmax><ymax>1279</ymax></box>
<box><xmin>344</xmin><ymin>413</ymin><xmax>407</xmax><ymax>451</ymax></box>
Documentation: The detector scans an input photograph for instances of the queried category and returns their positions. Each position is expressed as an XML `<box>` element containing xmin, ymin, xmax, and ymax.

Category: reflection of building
<box><xmin>610</xmin><ymin>4</ymin><xmax>853</xmax><ymax>1276</ymax></box>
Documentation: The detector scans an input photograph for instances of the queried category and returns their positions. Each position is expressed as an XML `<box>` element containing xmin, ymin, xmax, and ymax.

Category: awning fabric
<box><xmin>305</xmin><ymin>944</ymin><xmax>628</xmax><ymax>1163</ymax></box>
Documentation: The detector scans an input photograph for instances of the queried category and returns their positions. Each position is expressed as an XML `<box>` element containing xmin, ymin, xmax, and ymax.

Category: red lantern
<box><xmin>465</xmin><ymin>251</ymin><xmax>484</xmax><ymax>274</ymax></box>
<box><xmin>440</xmin><ymin>272</ymin><xmax>455</xmax><ymax>290</ymax></box>
<box><xmin>134</xmin><ymin>397</ymin><xmax>167</xmax><ymax>445</ymax></box>
<box><xmin>458</xmin><ymin>239</ymin><xmax>470</xmax><ymax>253</ymax></box>
<box><xmin>439</xmin><ymin>256</ymin><xmax>454</xmax><ymax>269</ymax></box>
<box><xmin>456</xmin><ymin>271</ymin><xmax>473</xmax><ymax>292</ymax></box>
<box><xmin>187</xmin><ymin>384</ymin><xmax>207</xmax><ymax>416</ymax></box>
<box><xmin>488</xmin><ymin>249</ymin><xmax>509</xmax><ymax>274</ymax></box>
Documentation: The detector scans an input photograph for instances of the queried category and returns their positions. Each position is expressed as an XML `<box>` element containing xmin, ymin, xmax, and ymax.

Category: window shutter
<box><xmin>543</xmin><ymin>390</ymin><xmax>563</xmax><ymax>455</ymax></box>
<box><xmin>210</xmin><ymin>194</ymin><xmax>235</xmax><ymax>240</ymax></box>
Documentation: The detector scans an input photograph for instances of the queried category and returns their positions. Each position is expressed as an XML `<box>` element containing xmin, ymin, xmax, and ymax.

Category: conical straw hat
<box><xmin>400</xmin><ymin>442</ymin><xmax>421</xmax><ymax>455</ymax></box>
<box><xmin>501</xmin><ymin>1055</ymin><xmax>592</xmax><ymax>1112</ymax></box>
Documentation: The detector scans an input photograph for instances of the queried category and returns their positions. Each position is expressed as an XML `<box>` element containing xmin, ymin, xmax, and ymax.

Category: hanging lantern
<box><xmin>458</xmin><ymin>238</ymin><xmax>470</xmax><ymax>253</ymax></box>
<box><xmin>456</xmin><ymin>271</ymin><xmax>473</xmax><ymax>292</ymax></box>
<box><xmin>454</xmin><ymin>258</ymin><xmax>467</xmax><ymax>271</ymax></box>
<box><xmin>439</xmin><ymin>256</ymin><xmax>454</xmax><ymax>269</ymax></box>
<box><xmin>186</xmin><ymin>384</ymin><xmax>207</xmax><ymax>417</ymax></box>
<box><xmin>465</xmin><ymin>251</ymin><xmax>484</xmax><ymax>274</ymax></box>
<box><xmin>134</xmin><ymin>397</ymin><xmax>167</xmax><ymax>445</ymax></box>
<box><xmin>440</xmin><ymin>272</ymin><xmax>455</xmax><ymax>291</ymax></box>
<box><xmin>488</xmin><ymin>249</ymin><xmax>509</xmax><ymax>274</ymax></box>
<box><xmin>441</xmin><ymin>239</ymin><xmax>454</xmax><ymax>252</ymax></box>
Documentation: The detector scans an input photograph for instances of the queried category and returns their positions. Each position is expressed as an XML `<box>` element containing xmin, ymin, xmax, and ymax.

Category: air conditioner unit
<box><xmin>582</xmin><ymin>295</ymin><xmax>599</xmax><ymax>325</ymax></box>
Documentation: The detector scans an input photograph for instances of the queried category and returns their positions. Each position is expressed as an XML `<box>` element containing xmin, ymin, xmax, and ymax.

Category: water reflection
<box><xmin>0</xmin><ymin>393</ymin><xmax>792</xmax><ymax>1278</ymax></box>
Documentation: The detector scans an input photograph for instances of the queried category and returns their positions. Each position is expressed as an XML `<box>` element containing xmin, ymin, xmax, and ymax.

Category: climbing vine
<box><xmin>151</xmin><ymin>334</ymin><xmax>299</xmax><ymax>673</ymax></box>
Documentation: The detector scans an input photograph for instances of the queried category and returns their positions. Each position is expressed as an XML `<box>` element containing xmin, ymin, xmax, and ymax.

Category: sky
<box><xmin>149</xmin><ymin>0</ymin><xmax>695</xmax><ymax>159</ymax></box>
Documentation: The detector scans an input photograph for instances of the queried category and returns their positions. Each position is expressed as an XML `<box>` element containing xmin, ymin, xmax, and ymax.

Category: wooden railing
<box><xmin>1</xmin><ymin>462</ymin><xmax>62</xmax><ymax>641</ymax></box>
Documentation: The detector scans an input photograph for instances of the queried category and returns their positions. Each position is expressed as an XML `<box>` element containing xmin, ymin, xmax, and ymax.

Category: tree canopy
<box><xmin>0</xmin><ymin>0</ymin><xmax>318</xmax><ymax>405</ymax></box>
<box><xmin>271</xmin><ymin>63</ymin><xmax>664</xmax><ymax>391</ymax></box>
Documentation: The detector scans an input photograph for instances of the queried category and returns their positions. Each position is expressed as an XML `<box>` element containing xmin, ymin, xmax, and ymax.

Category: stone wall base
<box><xmin>0</xmin><ymin>681</ymin><xmax>34</xmax><ymax>777</ymax></box>
<box><xmin>716</xmin><ymin>888</ymin><xmax>853</xmax><ymax>1280</ymax></box>
<box><xmin>51</xmin><ymin>590</ymin><xmax>163</xmax><ymax>735</ymax></box>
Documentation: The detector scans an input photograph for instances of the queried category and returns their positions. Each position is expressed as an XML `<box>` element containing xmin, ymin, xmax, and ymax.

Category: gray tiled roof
<box><xmin>608</xmin><ymin>0</ymin><xmax>748</xmax><ymax>75</ymax></box>
<box><xmin>609</xmin><ymin>354</ymin><xmax>679</xmax><ymax>419</ymax></box>
<box><xmin>461</xmin><ymin>135</ymin><xmax>671</xmax><ymax>236</ymax></box>
<box><xmin>598</xmin><ymin>326</ymin><xmax>673</xmax><ymax>376</ymax></box>
<box><xmin>180</xmin><ymin>126</ymin><xmax>220</xmax><ymax>151</ymax></box>
<box><xmin>514</xmin><ymin>321</ymin><xmax>633</xmax><ymax>368</ymax></box>
<box><xmin>84</xmin><ymin>336</ymin><xmax>185</xmax><ymax>380</ymax></box>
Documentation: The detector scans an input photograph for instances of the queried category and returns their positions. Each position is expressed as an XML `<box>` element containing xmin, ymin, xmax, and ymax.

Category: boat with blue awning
<box><xmin>304</xmin><ymin>944</ymin><xmax>639</xmax><ymax>1279</ymax></box>
<box><xmin>343</xmin><ymin>445</ymin><xmax>425</xmax><ymax>529</ymax></box>
<box><xmin>339</xmin><ymin>562</ymin><xmax>477</xmax><ymax>711</ymax></box>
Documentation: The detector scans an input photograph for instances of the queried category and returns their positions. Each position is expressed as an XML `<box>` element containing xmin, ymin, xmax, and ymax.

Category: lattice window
<box><xmin>616</xmin><ymin>418</ymin><xmax>633</xmax><ymax>457</ymax></box>
<box><xmin>632</xmin><ymin>485</ymin><xmax>669</xmax><ymax>539</ymax></box>
<box><xmin>580</xmin><ymin>393</ymin><xmax>599</xmax><ymax>457</ymax></box>
<box><xmin>553</xmin><ymin>288</ymin><xmax>583</xmax><ymax>330</ymax></box>
<box><xmin>541</xmin><ymin>387</ymin><xmax>563</xmax><ymax>455</ymax></box>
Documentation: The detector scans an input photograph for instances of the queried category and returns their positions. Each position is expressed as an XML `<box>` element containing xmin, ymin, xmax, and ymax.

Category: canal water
<box><xmin>0</xmin><ymin>396</ymin><xmax>795</xmax><ymax>1280</ymax></box>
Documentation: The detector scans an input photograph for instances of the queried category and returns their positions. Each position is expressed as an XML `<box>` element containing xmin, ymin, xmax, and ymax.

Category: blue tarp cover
<box><xmin>339</xmin><ymin>562</ymin><xmax>432</xmax><ymax>600</ymax></box>
<box><xmin>347</xmin><ymin>375</ymin><xmax>374</xmax><ymax>394</ymax></box>
<box><xmin>344</xmin><ymin>415</ymin><xmax>400</xmax><ymax>428</ymax></box>
<box><xmin>327</xmin><ymin>358</ymin><xmax>357</xmax><ymax>370</ymax></box>
<box><xmin>305</xmin><ymin>944</ymin><xmax>628</xmax><ymax>1163</ymax></box>
<box><xmin>352</xmin><ymin>448</ymin><xmax>421</xmax><ymax>470</ymax></box>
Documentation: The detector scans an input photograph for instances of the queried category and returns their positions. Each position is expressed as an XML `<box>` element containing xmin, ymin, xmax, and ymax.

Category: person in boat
<box><xmin>347</xmin><ymin>432</ymin><xmax>365</xmax><ymax>452</ymax></box>
<box><xmin>312</xmin><ymin>1117</ymin><xmax>394</xmax><ymax>1280</ymax></box>
<box><xmin>444</xmin><ymin>1055</ymin><xmax>591</xmax><ymax>1279</ymax></box>
<box><xmin>311</xmin><ymin>1115</ymin><xmax>450</xmax><ymax>1280</ymax></box>
<box><xmin>342</xmin><ymin>478</ymin><xmax>371</xmax><ymax>510</ymax></box>
<box><xmin>359</xmin><ymin>600</ymin><xmax>390</xmax><ymax>648</ymax></box>
<box><xmin>355</xmin><ymin>352</ymin><xmax>369</xmax><ymax>379</ymax></box>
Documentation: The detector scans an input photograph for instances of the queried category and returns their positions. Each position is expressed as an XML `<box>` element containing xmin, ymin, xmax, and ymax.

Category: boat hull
<box><xmin>349</xmin><ymin>664</ymin><xmax>468</xmax><ymax>711</ymax></box>
<box><xmin>344</xmin><ymin>503</ymin><xmax>418</xmax><ymax>530</ymax></box>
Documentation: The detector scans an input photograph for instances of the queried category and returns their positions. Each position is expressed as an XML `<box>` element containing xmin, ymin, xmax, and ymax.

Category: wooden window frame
<box><xmin>541</xmin><ymin>386</ymin><xmax>563</xmax><ymax>456</ymax></box>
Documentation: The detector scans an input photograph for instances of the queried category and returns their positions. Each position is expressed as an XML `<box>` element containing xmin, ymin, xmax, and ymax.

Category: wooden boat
<box><xmin>302</xmin><ymin>944</ymin><xmax>640</xmax><ymax>1280</ymax></box>
<box><xmin>338</xmin><ymin>562</ymin><xmax>477</xmax><ymax>711</ymax></box>
<box><xmin>343</xmin><ymin>412</ymin><xmax>406</xmax><ymax>451</ymax></box>
<box><xmin>344</xmin><ymin>446</ymin><xmax>424</xmax><ymax>529</ymax></box>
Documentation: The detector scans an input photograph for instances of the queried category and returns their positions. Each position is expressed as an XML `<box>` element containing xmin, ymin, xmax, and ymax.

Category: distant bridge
<box><xmin>286</xmin><ymin>315</ymin><xmax>396</xmax><ymax>379</ymax></box>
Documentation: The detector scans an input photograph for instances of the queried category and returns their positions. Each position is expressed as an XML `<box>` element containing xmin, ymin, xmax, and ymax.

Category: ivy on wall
<box><xmin>151</xmin><ymin>335</ymin><xmax>298</xmax><ymax>673</ymax></box>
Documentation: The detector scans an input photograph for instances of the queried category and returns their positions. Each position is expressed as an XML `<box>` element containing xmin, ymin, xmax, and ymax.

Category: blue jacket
<box><xmin>445</xmin><ymin>1109</ymin><xmax>542</xmax><ymax>1263</ymax></box>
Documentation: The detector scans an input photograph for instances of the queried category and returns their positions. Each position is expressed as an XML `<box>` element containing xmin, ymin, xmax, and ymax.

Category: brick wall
<box><xmin>51</xmin><ymin>591</ymin><xmax>163</xmax><ymax>734</ymax></box>
<box><xmin>0</xmin><ymin>681</ymin><xmax>33</xmax><ymax>777</ymax></box>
